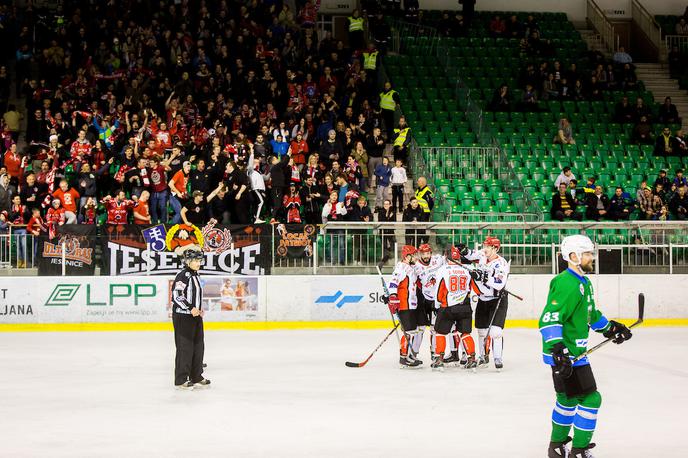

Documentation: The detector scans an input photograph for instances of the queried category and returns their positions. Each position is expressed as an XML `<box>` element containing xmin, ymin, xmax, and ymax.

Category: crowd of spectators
<box><xmin>550</xmin><ymin>166</ymin><xmax>688</xmax><ymax>221</ymax></box>
<box><xmin>0</xmin><ymin>0</ymin><xmax>427</xmax><ymax>267</ymax></box>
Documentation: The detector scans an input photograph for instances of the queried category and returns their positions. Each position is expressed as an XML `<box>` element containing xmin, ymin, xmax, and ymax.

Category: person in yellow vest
<box><xmin>392</xmin><ymin>115</ymin><xmax>411</xmax><ymax>163</ymax></box>
<box><xmin>361</xmin><ymin>43</ymin><xmax>379</xmax><ymax>84</ymax></box>
<box><xmin>414</xmin><ymin>176</ymin><xmax>434</xmax><ymax>244</ymax></box>
<box><xmin>379</xmin><ymin>81</ymin><xmax>400</xmax><ymax>141</ymax></box>
<box><xmin>348</xmin><ymin>9</ymin><xmax>365</xmax><ymax>51</ymax></box>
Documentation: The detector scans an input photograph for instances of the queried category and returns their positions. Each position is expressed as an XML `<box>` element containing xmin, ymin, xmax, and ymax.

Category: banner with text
<box><xmin>274</xmin><ymin>224</ymin><xmax>317</xmax><ymax>258</ymax></box>
<box><xmin>36</xmin><ymin>225</ymin><xmax>97</xmax><ymax>276</ymax></box>
<box><xmin>100</xmin><ymin>223</ymin><xmax>271</xmax><ymax>276</ymax></box>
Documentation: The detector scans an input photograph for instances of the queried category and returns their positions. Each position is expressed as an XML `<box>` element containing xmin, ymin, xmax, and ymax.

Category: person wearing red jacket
<box><xmin>26</xmin><ymin>207</ymin><xmax>47</xmax><ymax>266</ymax></box>
<box><xmin>69</xmin><ymin>130</ymin><xmax>92</xmax><ymax>159</ymax></box>
<box><xmin>46</xmin><ymin>198</ymin><xmax>66</xmax><ymax>239</ymax></box>
<box><xmin>283</xmin><ymin>183</ymin><xmax>302</xmax><ymax>223</ymax></box>
<box><xmin>3</xmin><ymin>143</ymin><xmax>23</xmax><ymax>183</ymax></box>
<box><xmin>289</xmin><ymin>131</ymin><xmax>309</xmax><ymax>169</ymax></box>
<box><xmin>101</xmin><ymin>191</ymin><xmax>136</xmax><ymax>225</ymax></box>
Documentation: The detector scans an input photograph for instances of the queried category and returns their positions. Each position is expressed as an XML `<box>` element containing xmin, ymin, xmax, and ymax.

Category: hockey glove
<box><xmin>551</xmin><ymin>342</ymin><xmax>573</xmax><ymax>379</ymax></box>
<box><xmin>385</xmin><ymin>294</ymin><xmax>400</xmax><ymax>314</ymax></box>
<box><xmin>603</xmin><ymin>320</ymin><xmax>633</xmax><ymax>344</ymax></box>
<box><xmin>469</xmin><ymin>268</ymin><xmax>488</xmax><ymax>283</ymax></box>
<box><xmin>456</xmin><ymin>243</ymin><xmax>469</xmax><ymax>256</ymax></box>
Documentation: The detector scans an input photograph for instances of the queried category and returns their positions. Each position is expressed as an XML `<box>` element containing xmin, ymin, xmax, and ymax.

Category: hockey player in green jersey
<box><xmin>540</xmin><ymin>235</ymin><xmax>633</xmax><ymax>458</ymax></box>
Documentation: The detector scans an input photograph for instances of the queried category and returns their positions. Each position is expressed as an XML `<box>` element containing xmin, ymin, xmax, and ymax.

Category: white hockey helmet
<box><xmin>561</xmin><ymin>234</ymin><xmax>595</xmax><ymax>265</ymax></box>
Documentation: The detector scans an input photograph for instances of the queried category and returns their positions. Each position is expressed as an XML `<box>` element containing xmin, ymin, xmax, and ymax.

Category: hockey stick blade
<box><xmin>634</xmin><ymin>293</ymin><xmax>645</xmax><ymax>327</ymax></box>
<box><xmin>345</xmin><ymin>323</ymin><xmax>400</xmax><ymax>368</ymax></box>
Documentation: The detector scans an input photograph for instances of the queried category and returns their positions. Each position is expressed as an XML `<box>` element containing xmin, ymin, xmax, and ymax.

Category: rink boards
<box><xmin>0</xmin><ymin>274</ymin><xmax>687</xmax><ymax>330</ymax></box>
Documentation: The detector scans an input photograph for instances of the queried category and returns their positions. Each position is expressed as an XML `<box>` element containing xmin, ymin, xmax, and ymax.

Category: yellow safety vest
<box><xmin>415</xmin><ymin>186</ymin><xmax>433</xmax><ymax>213</ymax></box>
<box><xmin>380</xmin><ymin>89</ymin><xmax>397</xmax><ymax>111</ymax></box>
<box><xmin>363</xmin><ymin>51</ymin><xmax>378</xmax><ymax>70</ymax></box>
<box><xmin>348</xmin><ymin>17</ymin><xmax>364</xmax><ymax>32</ymax></box>
<box><xmin>393</xmin><ymin>127</ymin><xmax>410</xmax><ymax>147</ymax></box>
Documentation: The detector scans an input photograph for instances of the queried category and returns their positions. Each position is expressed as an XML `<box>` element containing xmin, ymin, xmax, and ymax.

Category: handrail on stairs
<box><xmin>586</xmin><ymin>0</ymin><xmax>619</xmax><ymax>53</ymax></box>
<box><xmin>631</xmin><ymin>0</ymin><xmax>662</xmax><ymax>51</ymax></box>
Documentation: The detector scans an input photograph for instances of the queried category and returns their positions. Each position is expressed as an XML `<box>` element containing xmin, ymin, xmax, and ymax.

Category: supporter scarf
<box><xmin>114</xmin><ymin>164</ymin><xmax>131</xmax><ymax>183</ymax></box>
<box><xmin>139</xmin><ymin>167</ymin><xmax>150</xmax><ymax>187</ymax></box>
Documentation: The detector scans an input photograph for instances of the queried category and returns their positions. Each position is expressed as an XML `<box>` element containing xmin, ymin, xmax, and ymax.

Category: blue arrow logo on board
<box><xmin>315</xmin><ymin>290</ymin><xmax>364</xmax><ymax>308</ymax></box>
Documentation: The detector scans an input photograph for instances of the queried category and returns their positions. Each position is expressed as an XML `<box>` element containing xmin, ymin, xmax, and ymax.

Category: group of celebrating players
<box><xmin>382</xmin><ymin>236</ymin><xmax>510</xmax><ymax>371</ymax></box>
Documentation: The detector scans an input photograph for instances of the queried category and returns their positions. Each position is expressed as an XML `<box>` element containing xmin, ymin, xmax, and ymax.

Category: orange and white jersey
<box><xmin>389</xmin><ymin>261</ymin><xmax>418</xmax><ymax>310</ymax></box>
<box><xmin>463</xmin><ymin>251</ymin><xmax>509</xmax><ymax>301</ymax></box>
<box><xmin>434</xmin><ymin>263</ymin><xmax>479</xmax><ymax>309</ymax></box>
<box><xmin>414</xmin><ymin>254</ymin><xmax>446</xmax><ymax>300</ymax></box>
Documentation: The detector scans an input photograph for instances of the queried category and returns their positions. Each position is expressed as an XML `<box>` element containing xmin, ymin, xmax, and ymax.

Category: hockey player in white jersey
<box><xmin>413</xmin><ymin>244</ymin><xmax>446</xmax><ymax>359</ymax></box>
<box><xmin>431</xmin><ymin>246</ymin><xmax>482</xmax><ymax>371</ymax></box>
<box><xmin>382</xmin><ymin>245</ymin><xmax>422</xmax><ymax>368</ymax></box>
<box><xmin>460</xmin><ymin>236</ymin><xmax>510</xmax><ymax>370</ymax></box>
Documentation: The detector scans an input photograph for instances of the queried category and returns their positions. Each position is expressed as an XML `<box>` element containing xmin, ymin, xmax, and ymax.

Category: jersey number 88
<box><xmin>449</xmin><ymin>275</ymin><xmax>468</xmax><ymax>292</ymax></box>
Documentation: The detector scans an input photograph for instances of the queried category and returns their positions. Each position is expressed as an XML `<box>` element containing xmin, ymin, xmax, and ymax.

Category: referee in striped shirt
<box><xmin>172</xmin><ymin>248</ymin><xmax>210</xmax><ymax>390</ymax></box>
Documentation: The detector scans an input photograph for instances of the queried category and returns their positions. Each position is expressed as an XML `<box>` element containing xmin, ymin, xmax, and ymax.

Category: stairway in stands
<box><xmin>634</xmin><ymin>63</ymin><xmax>688</xmax><ymax>132</ymax></box>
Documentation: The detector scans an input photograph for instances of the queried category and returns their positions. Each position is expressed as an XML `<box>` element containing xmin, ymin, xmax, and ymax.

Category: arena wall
<box><xmin>0</xmin><ymin>274</ymin><xmax>686</xmax><ymax>330</ymax></box>
<box><xmin>419</xmin><ymin>0</ymin><xmax>685</xmax><ymax>22</ymax></box>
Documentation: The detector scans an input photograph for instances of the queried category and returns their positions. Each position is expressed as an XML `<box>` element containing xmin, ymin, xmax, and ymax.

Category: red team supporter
<box><xmin>431</xmin><ymin>246</ymin><xmax>481</xmax><ymax>371</ymax></box>
<box><xmin>46</xmin><ymin>199</ymin><xmax>66</xmax><ymax>238</ymax></box>
<box><xmin>462</xmin><ymin>236</ymin><xmax>510</xmax><ymax>370</ymax></box>
<box><xmin>70</xmin><ymin>131</ymin><xmax>91</xmax><ymax>159</ymax></box>
<box><xmin>52</xmin><ymin>180</ymin><xmax>80</xmax><ymax>224</ymax></box>
<box><xmin>101</xmin><ymin>191</ymin><xmax>136</xmax><ymax>225</ymax></box>
<box><xmin>385</xmin><ymin>245</ymin><xmax>423</xmax><ymax>368</ymax></box>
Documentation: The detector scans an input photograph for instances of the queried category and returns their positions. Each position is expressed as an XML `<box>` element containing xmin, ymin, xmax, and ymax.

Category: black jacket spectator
<box><xmin>658</xmin><ymin>98</ymin><xmax>680</xmax><ymax>125</ymax></box>
<box><xmin>669</xmin><ymin>187</ymin><xmax>688</xmax><ymax>220</ymax></box>
<box><xmin>585</xmin><ymin>189</ymin><xmax>611</xmax><ymax>221</ymax></box>
<box><xmin>349</xmin><ymin>200</ymin><xmax>373</xmax><ymax>222</ymax></box>
<box><xmin>614</xmin><ymin>97</ymin><xmax>635</xmax><ymax>123</ymax></box>
<box><xmin>551</xmin><ymin>186</ymin><xmax>583</xmax><ymax>221</ymax></box>
<box><xmin>655</xmin><ymin>129</ymin><xmax>676</xmax><ymax>156</ymax></box>
<box><xmin>609</xmin><ymin>189</ymin><xmax>631</xmax><ymax>220</ymax></box>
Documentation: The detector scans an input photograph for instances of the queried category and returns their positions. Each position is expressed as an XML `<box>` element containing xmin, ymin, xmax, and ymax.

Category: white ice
<box><xmin>0</xmin><ymin>327</ymin><xmax>685</xmax><ymax>458</ymax></box>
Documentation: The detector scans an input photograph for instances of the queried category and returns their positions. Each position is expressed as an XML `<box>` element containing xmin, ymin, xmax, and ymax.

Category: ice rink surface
<box><xmin>1</xmin><ymin>327</ymin><xmax>686</xmax><ymax>458</ymax></box>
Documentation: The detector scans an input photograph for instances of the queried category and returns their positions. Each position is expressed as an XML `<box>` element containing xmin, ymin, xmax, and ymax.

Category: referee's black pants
<box><xmin>173</xmin><ymin>313</ymin><xmax>205</xmax><ymax>385</ymax></box>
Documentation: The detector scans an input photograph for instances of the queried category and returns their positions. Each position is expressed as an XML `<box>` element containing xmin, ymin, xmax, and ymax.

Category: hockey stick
<box><xmin>482</xmin><ymin>288</ymin><xmax>507</xmax><ymax>359</ymax></box>
<box><xmin>376</xmin><ymin>265</ymin><xmax>401</xmax><ymax>343</ymax></box>
<box><xmin>345</xmin><ymin>323</ymin><xmax>400</xmax><ymax>368</ymax></box>
<box><xmin>481</xmin><ymin>260</ymin><xmax>511</xmax><ymax>359</ymax></box>
<box><xmin>573</xmin><ymin>293</ymin><xmax>645</xmax><ymax>362</ymax></box>
<box><xmin>505</xmin><ymin>289</ymin><xmax>524</xmax><ymax>301</ymax></box>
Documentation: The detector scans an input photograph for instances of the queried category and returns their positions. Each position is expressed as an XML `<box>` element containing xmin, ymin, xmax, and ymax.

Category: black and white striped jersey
<box><xmin>172</xmin><ymin>267</ymin><xmax>203</xmax><ymax>315</ymax></box>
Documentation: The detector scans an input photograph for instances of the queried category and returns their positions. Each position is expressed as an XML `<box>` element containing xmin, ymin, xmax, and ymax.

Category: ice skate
<box><xmin>399</xmin><ymin>356</ymin><xmax>422</xmax><ymax>369</ymax></box>
<box><xmin>175</xmin><ymin>381</ymin><xmax>194</xmax><ymax>391</ymax></box>
<box><xmin>494</xmin><ymin>358</ymin><xmax>503</xmax><ymax>371</ymax></box>
<box><xmin>547</xmin><ymin>436</ymin><xmax>571</xmax><ymax>458</ymax></box>
<box><xmin>570</xmin><ymin>443</ymin><xmax>595</xmax><ymax>458</ymax></box>
<box><xmin>442</xmin><ymin>350</ymin><xmax>461</xmax><ymax>366</ymax></box>
<box><xmin>464</xmin><ymin>354</ymin><xmax>478</xmax><ymax>371</ymax></box>
<box><xmin>477</xmin><ymin>355</ymin><xmax>489</xmax><ymax>368</ymax></box>
<box><xmin>193</xmin><ymin>378</ymin><xmax>211</xmax><ymax>388</ymax></box>
<box><xmin>407</xmin><ymin>349</ymin><xmax>423</xmax><ymax>365</ymax></box>
<box><xmin>430</xmin><ymin>355</ymin><xmax>444</xmax><ymax>372</ymax></box>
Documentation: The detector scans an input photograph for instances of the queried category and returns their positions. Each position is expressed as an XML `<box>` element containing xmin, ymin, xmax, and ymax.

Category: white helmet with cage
<box><xmin>561</xmin><ymin>234</ymin><xmax>595</xmax><ymax>266</ymax></box>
